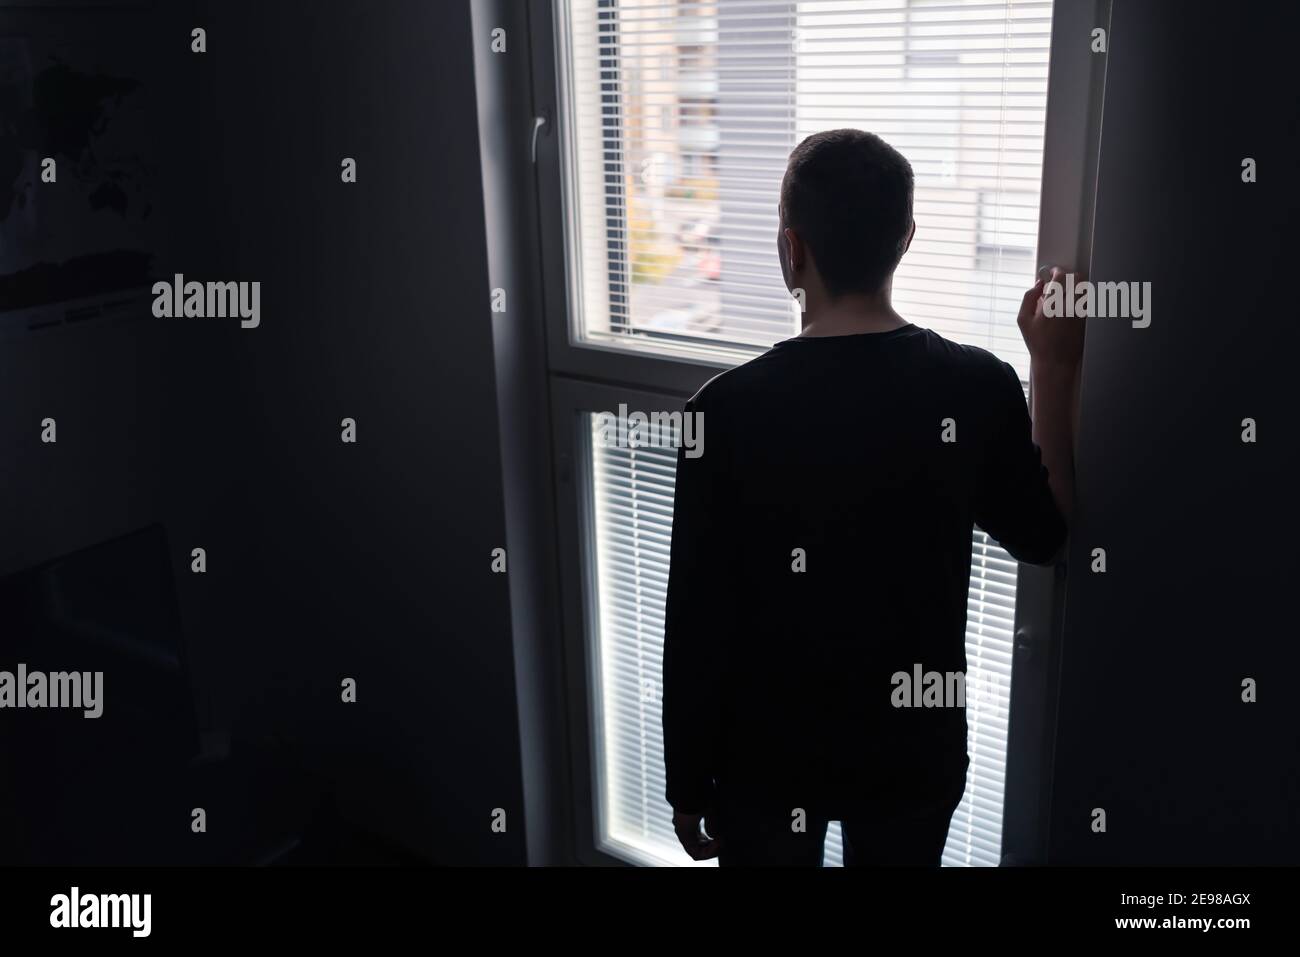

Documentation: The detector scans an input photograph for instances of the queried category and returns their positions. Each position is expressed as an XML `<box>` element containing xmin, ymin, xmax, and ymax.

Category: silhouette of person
<box><xmin>662</xmin><ymin>129</ymin><xmax>1084</xmax><ymax>867</ymax></box>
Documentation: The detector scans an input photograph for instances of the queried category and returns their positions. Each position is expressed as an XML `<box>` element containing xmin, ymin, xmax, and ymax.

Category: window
<box><xmin>587</xmin><ymin>418</ymin><xmax>681</xmax><ymax>865</ymax></box>
<box><xmin>553</xmin><ymin>0</ymin><xmax>1064</xmax><ymax>867</ymax></box>
<box><xmin>558</xmin><ymin>0</ymin><xmax>1052</xmax><ymax>377</ymax></box>
<box><xmin>587</xmin><ymin>413</ymin><xmax>1018</xmax><ymax>866</ymax></box>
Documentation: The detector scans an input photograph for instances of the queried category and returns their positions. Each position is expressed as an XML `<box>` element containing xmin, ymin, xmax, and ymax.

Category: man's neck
<box><xmin>798</xmin><ymin>291</ymin><xmax>909</xmax><ymax>338</ymax></box>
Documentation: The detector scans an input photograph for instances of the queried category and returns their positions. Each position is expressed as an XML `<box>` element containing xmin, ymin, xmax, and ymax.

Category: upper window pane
<box><xmin>557</xmin><ymin>0</ymin><xmax>1052</xmax><ymax>378</ymax></box>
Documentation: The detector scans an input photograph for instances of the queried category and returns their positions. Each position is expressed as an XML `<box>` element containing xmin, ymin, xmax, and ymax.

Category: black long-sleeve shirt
<box><xmin>661</xmin><ymin>324</ymin><xmax>1066</xmax><ymax>818</ymax></box>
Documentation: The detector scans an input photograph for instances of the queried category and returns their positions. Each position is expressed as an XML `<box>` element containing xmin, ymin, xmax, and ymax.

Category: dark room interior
<box><xmin>0</xmin><ymin>0</ymin><xmax>1295</xmax><ymax>941</ymax></box>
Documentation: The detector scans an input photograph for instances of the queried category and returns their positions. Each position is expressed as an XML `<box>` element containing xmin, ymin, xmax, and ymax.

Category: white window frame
<box><xmin>527</xmin><ymin>0</ymin><xmax>1110</xmax><ymax>866</ymax></box>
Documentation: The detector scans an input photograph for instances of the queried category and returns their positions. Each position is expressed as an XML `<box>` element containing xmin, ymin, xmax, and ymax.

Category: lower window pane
<box><xmin>588</xmin><ymin>413</ymin><xmax>1017</xmax><ymax>867</ymax></box>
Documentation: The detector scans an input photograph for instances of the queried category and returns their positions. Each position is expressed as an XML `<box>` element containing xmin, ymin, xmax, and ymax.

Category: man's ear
<box><xmin>783</xmin><ymin>226</ymin><xmax>803</xmax><ymax>272</ymax></box>
<box><xmin>903</xmin><ymin>219</ymin><xmax>916</xmax><ymax>255</ymax></box>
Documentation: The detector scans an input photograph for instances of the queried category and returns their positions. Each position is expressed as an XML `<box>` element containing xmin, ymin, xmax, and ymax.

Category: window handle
<box><xmin>1014</xmin><ymin>627</ymin><xmax>1037</xmax><ymax>663</ymax></box>
<box><xmin>531</xmin><ymin>114</ymin><xmax>549</xmax><ymax>164</ymax></box>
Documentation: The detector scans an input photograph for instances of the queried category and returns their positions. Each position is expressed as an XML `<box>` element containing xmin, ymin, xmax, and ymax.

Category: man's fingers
<box><xmin>1019</xmin><ymin>278</ymin><xmax>1046</xmax><ymax>329</ymax></box>
<box><xmin>1023</xmin><ymin>265</ymin><xmax>1083</xmax><ymax>328</ymax></box>
<box><xmin>1022</xmin><ymin>277</ymin><xmax>1044</xmax><ymax>306</ymax></box>
<box><xmin>674</xmin><ymin>814</ymin><xmax>723</xmax><ymax>861</ymax></box>
<box><xmin>681</xmin><ymin>835</ymin><xmax>720</xmax><ymax>861</ymax></box>
<box><xmin>674</xmin><ymin>818</ymin><xmax>702</xmax><ymax>856</ymax></box>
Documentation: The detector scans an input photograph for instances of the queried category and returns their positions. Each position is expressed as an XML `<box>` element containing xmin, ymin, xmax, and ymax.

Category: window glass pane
<box><xmin>589</xmin><ymin>413</ymin><xmax>1020</xmax><ymax>867</ymax></box>
<box><xmin>560</xmin><ymin>0</ymin><xmax>1052</xmax><ymax>379</ymax></box>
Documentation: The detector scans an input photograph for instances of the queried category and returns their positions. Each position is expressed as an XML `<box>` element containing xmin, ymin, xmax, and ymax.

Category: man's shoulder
<box><xmin>683</xmin><ymin>350</ymin><xmax>780</xmax><ymax>410</ymax></box>
<box><xmin>684</xmin><ymin>327</ymin><xmax>1018</xmax><ymax>407</ymax></box>
<box><xmin>918</xmin><ymin>328</ymin><xmax>1015</xmax><ymax>379</ymax></box>
<box><xmin>906</xmin><ymin>330</ymin><xmax>1025</xmax><ymax>411</ymax></box>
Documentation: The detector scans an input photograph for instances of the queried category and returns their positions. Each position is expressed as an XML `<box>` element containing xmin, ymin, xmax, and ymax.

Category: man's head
<box><xmin>778</xmin><ymin>129</ymin><xmax>915</xmax><ymax>300</ymax></box>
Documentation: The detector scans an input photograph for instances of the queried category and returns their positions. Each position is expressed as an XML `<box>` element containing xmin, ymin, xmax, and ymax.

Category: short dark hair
<box><xmin>780</xmin><ymin>129</ymin><xmax>914</xmax><ymax>297</ymax></box>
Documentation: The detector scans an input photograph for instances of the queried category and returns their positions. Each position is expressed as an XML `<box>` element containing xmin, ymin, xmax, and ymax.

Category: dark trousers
<box><xmin>714</xmin><ymin>785</ymin><xmax>964</xmax><ymax>867</ymax></box>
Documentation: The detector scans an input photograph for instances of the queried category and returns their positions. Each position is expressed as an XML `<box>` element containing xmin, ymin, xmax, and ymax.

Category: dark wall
<box><xmin>0</xmin><ymin>0</ymin><xmax>526</xmax><ymax>864</ymax></box>
<box><xmin>1048</xmin><ymin>1</ymin><xmax>1299</xmax><ymax>864</ymax></box>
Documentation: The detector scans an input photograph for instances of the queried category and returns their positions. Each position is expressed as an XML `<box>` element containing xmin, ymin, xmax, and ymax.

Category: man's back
<box><xmin>661</xmin><ymin>324</ymin><xmax>1066</xmax><ymax>822</ymax></box>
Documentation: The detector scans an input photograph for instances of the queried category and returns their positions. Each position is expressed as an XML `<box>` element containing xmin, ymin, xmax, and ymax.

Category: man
<box><xmin>662</xmin><ymin>129</ymin><xmax>1084</xmax><ymax>866</ymax></box>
